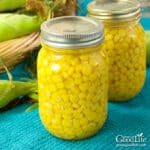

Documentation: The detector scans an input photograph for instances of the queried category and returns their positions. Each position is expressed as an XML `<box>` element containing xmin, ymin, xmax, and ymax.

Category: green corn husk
<box><xmin>0</xmin><ymin>13</ymin><xmax>43</xmax><ymax>42</ymax></box>
<box><xmin>25</xmin><ymin>103</ymin><xmax>38</xmax><ymax>112</ymax></box>
<box><xmin>0</xmin><ymin>80</ymin><xmax>37</xmax><ymax>108</ymax></box>
<box><xmin>28</xmin><ymin>92</ymin><xmax>38</xmax><ymax>101</ymax></box>
<box><xmin>0</xmin><ymin>0</ymin><xmax>25</xmax><ymax>12</ymax></box>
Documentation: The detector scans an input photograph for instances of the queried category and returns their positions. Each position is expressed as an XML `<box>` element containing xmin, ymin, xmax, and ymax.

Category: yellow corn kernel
<box><xmin>73</xmin><ymin>119</ymin><xmax>81</xmax><ymax>129</ymax></box>
<box><xmin>79</xmin><ymin>117</ymin><xmax>89</xmax><ymax>126</ymax></box>
<box><xmin>113</xmin><ymin>34</ymin><xmax>120</xmax><ymax>42</ymax></box>
<box><xmin>78</xmin><ymin>93</ymin><xmax>86</xmax><ymax>100</ymax></box>
<box><xmin>51</xmin><ymin>118</ymin><xmax>61</xmax><ymax>126</ymax></box>
<box><xmin>79</xmin><ymin>55</ymin><xmax>89</xmax><ymax>61</ymax></box>
<box><xmin>73</xmin><ymin>72</ymin><xmax>81</xmax><ymax>79</ymax></box>
<box><xmin>74</xmin><ymin>78</ymin><xmax>81</xmax><ymax>85</ymax></box>
<box><xmin>78</xmin><ymin>100</ymin><xmax>86</xmax><ymax>106</ymax></box>
<box><xmin>83</xmin><ymin>76</ymin><xmax>89</xmax><ymax>82</ymax></box>
<box><xmin>105</xmin><ymin>34</ymin><xmax>113</xmax><ymax>41</ymax></box>
<box><xmin>81</xmin><ymin>64</ymin><xmax>92</xmax><ymax>75</ymax></box>
<box><xmin>106</xmin><ymin>41</ymin><xmax>114</xmax><ymax>50</ymax></box>
<box><xmin>69</xmin><ymin>95</ymin><xmax>78</xmax><ymax>103</ymax></box>
<box><xmin>56</xmin><ymin>82</ymin><xmax>64</xmax><ymax>89</ymax></box>
<box><xmin>62</xmin><ymin>119</ymin><xmax>72</xmax><ymax>127</ymax></box>
<box><xmin>70</xmin><ymin>58</ymin><xmax>80</xmax><ymax>66</ymax></box>
<box><xmin>68</xmin><ymin>67</ymin><xmax>74</xmax><ymax>76</ymax></box>
<box><xmin>79</xmin><ymin>83</ymin><xmax>89</xmax><ymax>92</ymax></box>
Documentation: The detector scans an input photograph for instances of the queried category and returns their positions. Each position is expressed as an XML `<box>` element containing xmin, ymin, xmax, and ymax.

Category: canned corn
<box><xmin>38</xmin><ymin>16</ymin><xmax>108</xmax><ymax>140</ymax></box>
<box><xmin>88</xmin><ymin>0</ymin><xmax>146</xmax><ymax>101</ymax></box>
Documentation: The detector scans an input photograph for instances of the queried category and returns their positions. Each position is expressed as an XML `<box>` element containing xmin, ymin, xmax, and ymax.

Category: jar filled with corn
<box><xmin>38</xmin><ymin>16</ymin><xmax>108</xmax><ymax>140</ymax></box>
<box><xmin>88</xmin><ymin>0</ymin><xmax>146</xmax><ymax>101</ymax></box>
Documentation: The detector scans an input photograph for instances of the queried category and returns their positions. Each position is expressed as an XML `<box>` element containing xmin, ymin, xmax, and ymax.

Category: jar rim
<box><xmin>88</xmin><ymin>0</ymin><xmax>141</xmax><ymax>21</ymax></box>
<box><xmin>40</xmin><ymin>16</ymin><xmax>104</xmax><ymax>49</ymax></box>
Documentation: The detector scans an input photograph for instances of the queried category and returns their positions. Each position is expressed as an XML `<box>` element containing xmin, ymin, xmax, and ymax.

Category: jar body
<box><xmin>103</xmin><ymin>21</ymin><xmax>146</xmax><ymax>101</ymax></box>
<box><xmin>37</xmin><ymin>44</ymin><xmax>108</xmax><ymax>140</ymax></box>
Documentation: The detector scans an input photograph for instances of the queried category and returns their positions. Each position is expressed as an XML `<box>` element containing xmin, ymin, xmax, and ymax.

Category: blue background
<box><xmin>0</xmin><ymin>0</ymin><xmax>150</xmax><ymax>149</ymax></box>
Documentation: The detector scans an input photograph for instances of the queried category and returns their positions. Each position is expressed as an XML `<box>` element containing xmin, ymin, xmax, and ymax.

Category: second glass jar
<box><xmin>88</xmin><ymin>0</ymin><xmax>146</xmax><ymax>101</ymax></box>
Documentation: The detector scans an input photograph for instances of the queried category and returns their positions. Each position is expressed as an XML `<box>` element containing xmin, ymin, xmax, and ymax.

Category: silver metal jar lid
<box><xmin>40</xmin><ymin>16</ymin><xmax>104</xmax><ymax>48</ymax></box>
<box><xmin>88</xmin><ymin>0</ymin><xmax>141</xmax><ymax>21</ymax></box>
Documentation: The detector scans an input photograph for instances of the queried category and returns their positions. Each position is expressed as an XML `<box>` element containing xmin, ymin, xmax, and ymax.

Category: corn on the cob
<box><xmin>0</xmin><ymin>0</ymin><xmax>25</xmax><ymax>12</ymax></box>
<box><xmin>0</xmin><ymin>80</ymin><xmax>37</xmax><ymax>108</ymax></box>
<box><xmin>0</xmin><ymin>13</ymin><xmax>42</xmax><ymax>42</ymax></box>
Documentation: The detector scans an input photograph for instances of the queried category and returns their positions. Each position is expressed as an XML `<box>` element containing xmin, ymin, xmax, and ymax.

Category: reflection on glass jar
<box><xmin>139</xmin><ymin>0</ymin><xmax>150</xmax><ymax>30</ymax></box>
<box><xmin>38</xmin><ymin>16</ymin><xmax>108</xmax><ymax>140</ymax></box>
<box><xmin>139</xmin><ymin>0</ymin><xmax>150</xmax><ymax>16</ymax></box>
<box><xmin>88</xmin><ymin>0</ymin><xmax>146</xmax><ymax>101</ymax></box>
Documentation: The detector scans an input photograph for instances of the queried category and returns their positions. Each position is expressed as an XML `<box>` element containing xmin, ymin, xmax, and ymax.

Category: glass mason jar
<box><xmin>38</xmin><ymin>16</ymin><xmax>108</xmax><ymax>140</ymax></box>
<box><xmin>88</xmin><ymin>0</ymin><xmax>146</xmax><ymax>101</ymax></box>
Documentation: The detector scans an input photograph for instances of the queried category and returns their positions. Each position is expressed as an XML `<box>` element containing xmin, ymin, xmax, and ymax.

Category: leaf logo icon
<box><xmin>136</xmin><ymin>133</ymin><xmax>143</xmax><ymax>136</ymax></box>
<box><xmin>138</xmin><ymin>133</ymin><xmax>144</xmax><ymax>136</ymax></box>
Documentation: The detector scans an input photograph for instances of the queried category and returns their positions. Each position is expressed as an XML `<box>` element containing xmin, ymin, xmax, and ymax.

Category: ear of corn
<box><xmin>0</xmin><ymin>13</ymin><xmax>43</xmax><ymax>42</ymax></box>
<box><xmin>0</xmin><ymin>0</ymin><xmax>76</xmax><ymax>73</ymax></box>
<box><xmin>0</xmin><ymin>80</ymin><xmax>37</xmax><ymax>108</ymax></box>
<box><xmin>0</xmin><ymin>0</ymin><xmax>25</xmax><ymax>12</ymax></box>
